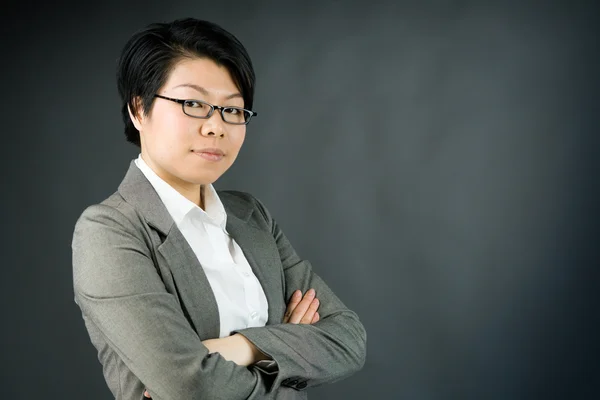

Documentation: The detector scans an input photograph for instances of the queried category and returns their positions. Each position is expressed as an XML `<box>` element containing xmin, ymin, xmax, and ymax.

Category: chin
<box><xmin>185</xmin><ymin>173</ymin><xmax>221</xmax><ymax>186</ymax></box>
<box><xmin>178</xmin><ymin>163</ymin><xmax>229</xmax><ymax>185</ymax></box>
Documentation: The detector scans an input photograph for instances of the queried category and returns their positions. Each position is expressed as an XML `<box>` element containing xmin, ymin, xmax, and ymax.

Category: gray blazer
<box><xmin>72</xmin><ymin>162</ymin><xmax>366</xmax><ymax>400</ymax></box>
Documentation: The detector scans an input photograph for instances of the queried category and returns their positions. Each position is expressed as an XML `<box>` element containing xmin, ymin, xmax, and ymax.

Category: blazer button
<box><xmin>297</xmin><ymin>381</ymin><xmax>308</xmax><ymax>389</ymax></box>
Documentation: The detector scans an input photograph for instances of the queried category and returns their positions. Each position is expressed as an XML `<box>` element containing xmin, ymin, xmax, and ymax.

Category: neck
<box><xmin>140</xmin><ymin>153</ymin><xmax>204</xmax><ymax>208</ymax></box>
<box><xmin>166</xmin><ymin>179</ymin><xmax>203</xmax><ymax>208</ymax></box>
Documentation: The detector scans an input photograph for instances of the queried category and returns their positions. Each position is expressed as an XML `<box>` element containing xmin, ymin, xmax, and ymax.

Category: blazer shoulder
<box><xmin>74</xmin><ymin>191</ymin><xmax>143</xmax><ymax>233</ymax></box>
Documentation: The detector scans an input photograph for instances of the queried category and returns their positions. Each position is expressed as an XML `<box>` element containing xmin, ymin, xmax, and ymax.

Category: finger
<box><xmin>283</xmin><ymin>290</ymin><xmax>301</xmax><ymax>323</ymax></box>
<box><xmin>289</xmin><ymin>289</ymin><xmax>316</xmax><ymax>324</ymax></box>
<box><xmin>144</xmin><ymin>389</ymin><xmax>152</xmax><ymax>398</ymax></box>
<box><xmin>311</xmin><ymin>311</ymin><xmax>320</xmax><ymax>324</ymax></box>
<box><xmin>283</xmin><ymin>290</ymin><xmax>302</xmax><ymax>323</ymax></box>
<box><xmin>300</xmin><ymin>298</ymin><xmax>320</xmax><ymax>324</ymax></box>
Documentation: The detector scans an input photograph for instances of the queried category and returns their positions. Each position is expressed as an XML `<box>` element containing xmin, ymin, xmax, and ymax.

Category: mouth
<box><xmin>192</xmin><ymin>148</ymin><xmax>225</xmax><ymax>162</ymax></box>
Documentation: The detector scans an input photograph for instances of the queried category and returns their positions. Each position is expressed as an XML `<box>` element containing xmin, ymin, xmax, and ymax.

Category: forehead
<box><xmin>164</xmin><ymin>57</ymin><xmax>240</xmax><ymax>97</ymax></box>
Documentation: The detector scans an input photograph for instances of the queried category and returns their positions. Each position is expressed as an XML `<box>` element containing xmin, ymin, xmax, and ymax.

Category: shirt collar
<box><xmin>134</xmin><ymin>155</ymin><xmax>227</xmax><ymax>230</ymax></box>
<box><xmin>202</xmin><ymin>183</ymin><xmax>228</xmax><ymax>228</ymax></box>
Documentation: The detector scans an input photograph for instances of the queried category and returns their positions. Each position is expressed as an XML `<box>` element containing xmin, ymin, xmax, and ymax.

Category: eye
<box><xmin>184</xmin><ymin>100</ymin><xmax>205</xmax><ymax>108</ymax></box>
<box><xmin>224</xmin><ymin>107</ymin><xmax>240</xmax><ymax>115</ymax></box>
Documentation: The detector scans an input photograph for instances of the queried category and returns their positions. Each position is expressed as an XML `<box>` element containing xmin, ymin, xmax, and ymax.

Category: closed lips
<box><xmin>193</xmin><ymin>148</ymin><xmax>224</xmax><ymax>156</ymax></box>
<box><xmin>193</xmin><ymin>148</ymin><xmax>225</xmax><ymax>162</ymax></box>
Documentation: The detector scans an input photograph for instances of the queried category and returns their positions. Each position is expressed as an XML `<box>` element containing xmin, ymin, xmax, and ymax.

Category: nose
<box><xmin>199</xmin><ymin>110</ymin><xmax>226</xmax><ymax>138</ymax></box>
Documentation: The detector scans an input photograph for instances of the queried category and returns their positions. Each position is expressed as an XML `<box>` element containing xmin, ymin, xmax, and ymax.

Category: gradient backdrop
<box><xmin>2</xmin><ymin>1</ymin><xmax>599</xmax><ymax>399</ymax></box>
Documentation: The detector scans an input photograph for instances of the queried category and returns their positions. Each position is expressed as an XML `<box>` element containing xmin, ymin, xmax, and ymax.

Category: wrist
<box><xmin>233</xmin><ymin>333</ymin><xmax>270</xmax><ymax>364</ymax></box>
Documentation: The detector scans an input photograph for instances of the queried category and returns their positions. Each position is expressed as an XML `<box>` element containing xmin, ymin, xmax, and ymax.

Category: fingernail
<box><xmin>308</xmin><ymin>288</ymin><xmax>315</xmax><ymax>297</ymax></box>
<box><xmin>293</xmin><ymin>290</ymin><xmax>301</xmax><ymax>298</ymax></box>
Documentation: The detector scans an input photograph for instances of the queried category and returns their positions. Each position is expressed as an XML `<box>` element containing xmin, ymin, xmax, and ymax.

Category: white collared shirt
<box><xmin>135</xmin><ymin>155</ymin><xmax>269</xmax><ymax>338</ymax></box>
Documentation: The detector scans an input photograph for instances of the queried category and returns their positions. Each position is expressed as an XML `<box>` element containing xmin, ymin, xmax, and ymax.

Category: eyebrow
<box><xmin>172</xmin><ymin>83</ymin><xmax>243</xmax><ymax>100</ymax></box>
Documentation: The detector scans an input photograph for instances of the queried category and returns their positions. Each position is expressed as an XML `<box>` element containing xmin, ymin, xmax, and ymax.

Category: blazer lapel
<box><xmin>117</xmin><ymin>161</ymin><xmax>285</xmax><ymax>336</ymax></box>
<box><xmin>117</xmin><ymin>161</ymin><xmax>220</xmax><ymax>340</ymax></box>
<box><xmin>223</xmin><ymin>200</ymin><xmax>285</xmax><ymax>325</ymax></box>
<box><xmin>157</xmin><ymin>229</ymin><xmax>220</xmax><ymax>339</ymax></box>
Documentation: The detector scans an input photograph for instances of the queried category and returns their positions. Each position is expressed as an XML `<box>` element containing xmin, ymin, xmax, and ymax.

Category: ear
<box><xmin>127</xmin><ymin>97</ymin><xmax>145</xmax><ymax>131</ymax></box>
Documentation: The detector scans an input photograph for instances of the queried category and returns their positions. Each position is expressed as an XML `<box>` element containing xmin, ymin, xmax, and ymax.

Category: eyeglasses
<box><xmin>154</xmin><ymin>94</ymin><xmax>257</xmax><ymax>125</ymax></box>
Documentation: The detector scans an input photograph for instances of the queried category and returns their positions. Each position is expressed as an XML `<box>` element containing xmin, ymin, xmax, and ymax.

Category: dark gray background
<box><xmin>2</xmin><ymin>0</ymin><xmax>598</xmax><ymax>399</ymax></box>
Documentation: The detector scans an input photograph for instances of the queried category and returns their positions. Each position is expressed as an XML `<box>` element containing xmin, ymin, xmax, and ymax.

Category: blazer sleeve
<box><xmin>232</xmin><ymin>194</ymin><xmax>367</xmax><ymax>391</ymax></box>
<box><xmin>72</xmin><ymin>202</ymin><xmax>281</xmax><ymax>400</ymax></box>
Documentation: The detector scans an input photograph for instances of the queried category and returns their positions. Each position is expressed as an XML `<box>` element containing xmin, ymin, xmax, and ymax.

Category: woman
<box><xmin>72</xmin><ymin>18</ymin><xmax>366</xmax><ymax>400</ymax></box>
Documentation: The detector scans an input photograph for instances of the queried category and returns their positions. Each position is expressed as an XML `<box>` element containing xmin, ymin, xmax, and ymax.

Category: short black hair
<box><xmin>116</xmin><ymin>18</ymin><xmax>256</xmax><ymax>147</ymax></box>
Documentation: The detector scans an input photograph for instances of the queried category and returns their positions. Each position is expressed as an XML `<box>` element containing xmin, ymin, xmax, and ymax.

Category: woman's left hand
<box><xmin>283</xmin><ymin>289</ymin><xmax>320</xmax><ymax>324</ymax></box>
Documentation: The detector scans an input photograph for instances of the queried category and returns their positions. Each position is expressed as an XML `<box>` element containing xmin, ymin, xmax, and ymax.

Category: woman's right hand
<box><xmin>282</xmin><ymin>289</ymin><xmax>320</xmax><ymax>324</ymax></box>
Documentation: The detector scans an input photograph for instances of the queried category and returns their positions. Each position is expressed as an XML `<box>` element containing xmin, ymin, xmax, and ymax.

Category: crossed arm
<box><xmin>202</xmin><ymin>289</ymin><xmax>321</xmax><ymax>366</ymax></box>
<box><xmin>73</xmin><ymin>196</ymin><xmax>366</xmax><ymax>399</ymax></box>
<box><xmin>144</xmin><ymin>290</ymin><xmax>321</xmax><ymax>398</ymax></box>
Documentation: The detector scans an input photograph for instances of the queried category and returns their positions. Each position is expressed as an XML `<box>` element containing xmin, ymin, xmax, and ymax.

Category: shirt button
<box><xmin>250</xmin><ymin>311</ymin><xmax>259</xmax><ymax>320</ymax></box>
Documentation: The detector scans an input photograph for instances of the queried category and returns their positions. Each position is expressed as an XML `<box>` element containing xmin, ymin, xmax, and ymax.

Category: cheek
<box><xmin>150</xmin><ymin>114</ymin><xmax>193</xmax><ymax>148</ymax></box>
<box><xmin>230</xmin><ymin>130</ymin><xmax>246</xmax><ymax>152</ymax></box>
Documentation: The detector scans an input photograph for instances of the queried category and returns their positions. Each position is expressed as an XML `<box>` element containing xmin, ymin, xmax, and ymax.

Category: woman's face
<box><xmin>130</xmin><ymin>57</ymin><xmax>247</xmax><ymax>196</ymax></box>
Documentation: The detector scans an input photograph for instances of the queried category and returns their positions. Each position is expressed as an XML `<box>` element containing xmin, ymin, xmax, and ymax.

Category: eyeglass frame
<box><xmin>153</xmin><ymin>94</ymin><xmax>257</xmax><ymax>125</ymax></box>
